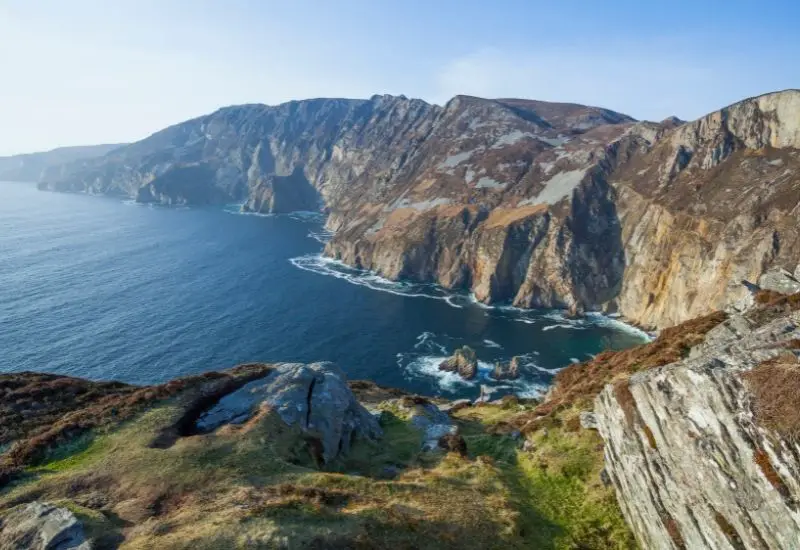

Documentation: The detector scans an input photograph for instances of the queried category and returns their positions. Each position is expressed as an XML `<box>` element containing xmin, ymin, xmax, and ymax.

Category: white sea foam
<box><xmin>400</xmin><ymin>353</ymin><xmax>547</xmax><ymax>397</ymax></box>
<box><xmin>400</xmin><ymin>337</ymin><xmax>551</xmax><ymax>398</ymax></box>
<box><xmin>533</xmin><ymin>365</ymin><xmax>562</xmax><ymax>374</ymax></box>
<box><xmin>288</xmin><ymin>211</ymin><xmax>326</xmax><ymax>223</ymax></box>
<box><xmin>483</xmin><ymin>339</ymin><xmax>503</xmax><ymax>349</ymax></box>
<box><xmin>541</xmin><ymin>323</ymin><xmax>584</xmax><ymax>332</ymax></box>
<box><xmin>308</xmin><ymin>229</ymin><xmax>335</xmax><ymax>244</ymax></box>
<box><xmin>289</xmin><ymin>254</ymin><xmax>464</xmax><ymax>309</ymax></box>
<box><xmin>585</xmin><ymin>312</ymin><xmax>654</xmax><ymax>341</ymax></box>
<box><xmin>513</xmin><ymin>318</ymin><xmax>537</xmax><ymax>324</ymax></box>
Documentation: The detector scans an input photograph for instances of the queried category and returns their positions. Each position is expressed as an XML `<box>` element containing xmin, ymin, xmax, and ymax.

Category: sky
<box><xmin>1</xmin><ymin>0</ymin><xmax>799</xmax><ymax>155</ymax></box>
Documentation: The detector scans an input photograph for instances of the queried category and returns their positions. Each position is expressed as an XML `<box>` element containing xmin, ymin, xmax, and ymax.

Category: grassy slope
<box><xmin>0</xmin><ymin>391</ymin><xmax>636</xmax><ymax>549</ymax></box>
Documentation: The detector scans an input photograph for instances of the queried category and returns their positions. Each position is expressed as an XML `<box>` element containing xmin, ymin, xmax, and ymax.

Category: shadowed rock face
<box><xmin>242</xmin><ymin>166</ymin><xmax>320</xmax><ymax>214</ymax></box>
<box><xmin>38</xmin><ymin>90</ymin><xmax>800</xmax><ymax>328</ymax></box>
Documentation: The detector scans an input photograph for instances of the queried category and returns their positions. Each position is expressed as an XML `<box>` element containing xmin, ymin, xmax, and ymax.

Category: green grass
<box><xmin>1</xmin><ymin>395</ymin><xmax>636</xmax><ymax>549</ymax></box>
<box><xmin>28</xmin><ymin>432</ymin><xmax>108</xmax><ymax>473</ymax></box>
<box><xmin>453</xmin><ymin>404</ymin><xmax>637</xmax><ymax>550</ymax></box>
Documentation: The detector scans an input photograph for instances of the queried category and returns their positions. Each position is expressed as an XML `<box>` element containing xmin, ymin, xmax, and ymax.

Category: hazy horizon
<box><xmin>2</xmin><ymin>0</ymin><xmax>798</xmax><ymax>156</ymax></box>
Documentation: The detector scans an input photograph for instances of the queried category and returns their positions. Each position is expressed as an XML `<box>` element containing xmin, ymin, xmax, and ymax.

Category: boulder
<box><xmin>579</xmin><ymin>411</ymin><xmax>598</xmax><ymax>430</ymax></box>
<box><xmin>0</xmin><ymin>502</ymin><xmax>91</xmax><ymax>550</ymax></box>
<box><xmin>439</xmin><ymin>346</ymin><xmax>478</xmax><ymax>380</ymax></box>
<box><xmin>438</xmin><ymin>433</ymin><xmax>468</xmax><ymax>457</ymax></box>
<box><xmin>196</xmin><ymin>362</ymin><xmax>382</xmax><ymax>464</ymax></box>
<box><xmin>491</xmin><ymin>356</ymin><xmax>521</xmax><ymax>380</ymax></box>
<box><xmin>758</xmin><ymin>267</ymin><xmax>800</xmax><ymax>295</ymax></box>
<box><xmin>402</xmin><ymin>400</ymin><xmax>458</xmax><ymax>451</ymax></box>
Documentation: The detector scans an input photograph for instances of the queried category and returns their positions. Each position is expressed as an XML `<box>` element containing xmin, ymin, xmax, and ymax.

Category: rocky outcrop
<box><xmin>758</xmin><ymin>267</ymin><xmax>800</xmax><ymax>296</ymax></box>
<box><xmin>609</xmin><ymin>90</ymin><xmax>800</xmax><ymax>327</ymax></box>
<box><xmin>196</xmin><ymin>362</ymin><xmax>381</xmax><ymax>464</ymax></box>
<box><xmin>492</xmin><ymin>356</ymin><xmax>521</xmax><ymax>380</ymax></box>
<box><xmin>397</xmin><ymin>397</ymin><xmax>459</xmax><ymax>451</ymax></box>
<box><xmin>595</xmin><ymin>299</ymin><xmax>800</xmax><ymax>549</ymax></box>
<box><xmin>439</xmin><ymin>346</ymin><xmax>479</xmax><ymax>379</ymax></box>
<box><xmin>0</xmin><ymin>502</ymin><xmax>90</xmax><ymax>550</ymax></box>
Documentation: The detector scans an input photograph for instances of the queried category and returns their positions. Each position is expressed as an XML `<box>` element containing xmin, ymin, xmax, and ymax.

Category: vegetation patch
<box><xmin>453</xmin><ymin>404</ymin><xmax>636</xmax><ymax>549</ymax></box>
<box><xmin>661</xmin><ymin>511</ymin><xmax>686</xmax><ymax>550</ymax></box>
<box><xmin>741</xmin><ymin>356</ymin><xmax>800</xmax><ymax>442</ymax></box>
<box><xmin>642</xmin><ymin>425</ymin><xmax>657</xmax><ymax>450</ymax></box>
<box><xmin>753</xmin><ymin>448</ymin><xmax>791</xmax><ymax>500</ymax></box>
<box><xmin>745</xmin><ymin>292</ymin><xmax>800</xmax><ymax>327</ymax></box>
<box><xmin>528</xmin><ymin>311</ymin><xmax>727</xmax><ymax>420</ymax></box>
<box><xmin>0</xmin><ymin>364</ymin><xmax>273</xmax><ymax>485</ymax></box>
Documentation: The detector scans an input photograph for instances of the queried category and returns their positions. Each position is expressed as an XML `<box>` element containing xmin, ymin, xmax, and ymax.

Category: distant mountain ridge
<box><xmin>32</xmin><ymin>90</ymin><xmax>800</xmax><ymax>329</ymax></box>
<box><xmin>0</xmin><ymin>144</ymin><xmax>125</xmax><ymax>183</ymax></box>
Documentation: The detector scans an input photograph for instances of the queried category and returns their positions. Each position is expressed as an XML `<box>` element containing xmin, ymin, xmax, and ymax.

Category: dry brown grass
<box><xmin>753</xmin><ymin>449</ymin><xmax>791</xmax><ymax>499</ymax></box>
<box><xmin>745</xmin><ymin>292</ymin><xmax>800</xmax><ymax>326</ymax></box>
<box><xmin>484</xmin><ymin>205</ymin><xmax>547</xmax><ymax>228</ymax></box>
<box><xmin>0</xmin><ymin>363</ymin><xmax>273</xmax><ymax>485</ymax></box>
<box><xmin>741</xmin><ymin>356</ymin><xmax>800</xmax><ymax>442</ymax></box>
<box><xmin>753</xmin><ymin>289</ymin><xmax>787</xmax><ymax>305</ymax></box>
<box><xmin>526</xmin><ymin>311</ymin><xmax>727</xmax><ymax>422</ymax></box>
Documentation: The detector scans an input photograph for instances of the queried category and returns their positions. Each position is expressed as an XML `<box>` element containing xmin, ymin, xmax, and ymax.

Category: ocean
<box><xmin>0</xmin><ymin>181</ymin><xmax>648</xmax><ymax>399</ymax></box>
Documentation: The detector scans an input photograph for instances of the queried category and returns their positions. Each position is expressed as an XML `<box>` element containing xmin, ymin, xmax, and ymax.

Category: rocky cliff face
<box><xmin>595</xmin><ymin>295</ymin><xmax>800</xmax><ymax>549</ymax></box>
<box><xmin>609</xmin><ymin>90</ymin><xmax>800</xmax><ymax>328</ymax></box>
<box><xmin>38</xmin><ymin>90</ymin><xmax>800</xmax><ymax>328</ymax></box>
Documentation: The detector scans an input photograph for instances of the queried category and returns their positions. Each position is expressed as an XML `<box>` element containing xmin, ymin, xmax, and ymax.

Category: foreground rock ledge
<box><xmin>596</xmin><ymin>310</ymin><xmax>800</xmax><ymax>549</ymax></box>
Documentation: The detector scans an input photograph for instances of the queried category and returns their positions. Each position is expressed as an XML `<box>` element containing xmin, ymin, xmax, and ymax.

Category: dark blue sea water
<box><xmin>0</xmin><ymin>181</ymin><xmax>648</xmax><ymax>399</ymax></box>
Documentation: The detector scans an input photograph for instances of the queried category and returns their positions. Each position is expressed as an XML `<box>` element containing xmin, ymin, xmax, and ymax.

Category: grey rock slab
<box><xmin>0</xmin><ymin>502</ymin><xmax>91</xmax><ymax>550</ymax></box>
<box><xmin>197</xmin><ymin>362</ymin><xmax>381</xmax><ymax>464</ymax></box>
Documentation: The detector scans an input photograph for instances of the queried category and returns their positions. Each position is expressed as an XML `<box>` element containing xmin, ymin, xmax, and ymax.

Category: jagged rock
<box><xmin>521</xmin><ymin>439</ymin><xmax>536</xmax><ymax>453</ymax></box>
<box><xmin>401</xmin><ymin>399</ymin><xmax>457</xmax><ymax>451</ymax></box>
<box><xmin>0</xmin><ymin>502</ymin><xmax>91</xmax><ymax>550</ymax></box>
<box><xmin>579</xmin><ymin>411</ymin><xmax>598</xmax><ymax>430</ymax></box>
<box><xmin>491</xmin><ymin>356</ymin><xmax>521</xmax><ymax>380</ymax></box>
<box><xmin>595</xmin><ymin>309</ymin><xmax>800</xmax><ymax>549</ymax></box>
<box><xmin>758</xmin><ymin>267</ymin><xmax>800</xmax><ymax>295</ymax></box>
<box><xmin>438</xmin><ymin>433</ymin><xmax>468</xmax><ymax>457</ymax></box>
<box><xmin>439</xmin><ymin>346</ymin><xmax>478</xmax><ymax>380</ymax></box>
<box><xmin>196</xmin><ymin>362</ymin><xmax>381</xmax><ymax>464</ymax></box>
